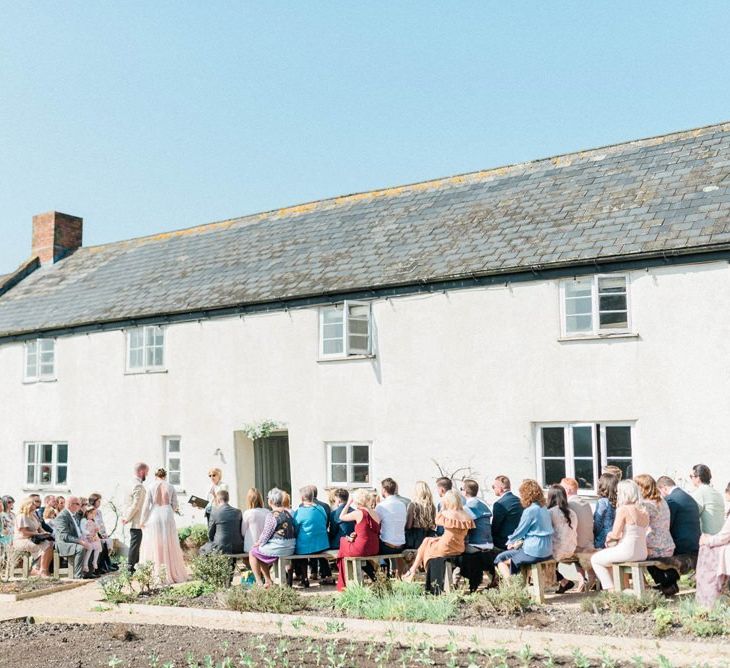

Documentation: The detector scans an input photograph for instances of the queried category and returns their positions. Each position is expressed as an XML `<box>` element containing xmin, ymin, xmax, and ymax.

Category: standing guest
<box><xmin>292</xmin><ymin>485</ymin><xmax>329</xmax><ymax>587</ymax></box>
<box><xmin>695</xmin><ymin>482</ymin><xmax>730</xmax><ymax>608</ymax></box>
<box><xmin>652</xmin><ymin>476</ymin><xmax>701</xmax><ymax>594</ymax></box>
<box><xmin>336</xmin><ymin>489</ymin><xmax>381</xmax><ymax>590</ymax></box>
<box><xmin>249</xmin><ymin>488</ymin><xmax>296</xmax><ymax>588</ymax></box>
<box><xmin>547</xmin><ymin>485</ymin><xmax>578</xmax><ymax>593</ymax></box>
<box><xmin>1</xmin><ymin>496</ymin><xmax>15</xmax><ymax>545</ymax></box>
<box><xmin>590</xmin><ymin>480</ymin><xmax>650</xmax><ymax>591</ymax></box>
<box><xmin>405</xmin><ymin>481</ymin><xmax>436</xmax><ymax>549</ymax></box>
<box><xmin>310</xmin><ymin>486</ymin><xmax>333</xmax><ymax>584</ymax></box>
<box><xmin>121</xmin><ymin>462</ymin><xmax>149</xmax><ymax>574</ymax></box>
<box><xmin>560</xmin><ymin>478</ymin><xmax>595</xmax><ymax>552</ymax></box>
<box><xmin>14</xmin><ymin>498</ymin><xmax>54</xmax><ymax>577</ymax></box>
<box><xmin>200</xmin><ymin>489</ymin><xmax>244</xmax><ymax>556</ymax></box>
<box><xmin>54</xmin><ymin>497</ymin><xmax>92</xmax><ymax>579</ymax></box>
<box><xmin>329</xmin><ymin>489</ymin><xmax>355</xmax><ymax>550</ymax></box>
<box><xmin>635</xmin><ymin>474</ymin><xmax>675</xmax><ymax>561</ymax></box>
<box><xmin>0</xmin><ymin>498</ymin><xmax>10</xmax><ymax>547</ymax></box>
<box><xmin>139</xmin><ymin>468</ymin><xmax>188</xmax><ymax>584</ymax></box>
<box><xmin>494</xmin><ymin>480</ymin><xmax>553</xmax><ymax>579</ymax></box>
<box><xmin>88</xmin><ymin>493</ymin><xmax>117</xmax><ymax>573</ymax></box>
<box><xmin>593</xmin><ymin>473</ymin><xmax>618</xmax><ymax>549</ymax></box>
<box><xmin>403</xmin><ymin>490</ymin><xmax>475</xmax><ymax>579</ymax></box>
<box><xmin>375</xmin><ymin>478</ymin><xmax>407</xmax><ymax>574</ymax></box>
<box><xmin>690</xmin><ymin>464</ymin><xmax>726</xmax><ymax>535</ymax></box>
<box><xmin>491</xmin><ymin>476</ymin><xmax>524</xmax><ymax>551</ymax></box>
<box><xmin>205</xmin><ymin>468</ymin><xmax>227</xmax><ymax>526</ymax></box>
<box><xmin>80</xmin><ymin>506</ymin><xmax>103</xmax><ymax>576</ymax></box>
<box><xmin>241</xmin><ymin>488</ymin><xmax>271</xmax><ymax>553</ymax></box>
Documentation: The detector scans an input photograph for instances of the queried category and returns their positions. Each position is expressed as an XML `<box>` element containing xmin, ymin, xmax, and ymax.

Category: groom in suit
<box><xmin>200</xmin><ymin>490</ymin><xmax>244</xmax><ymax>555</ymax></box>
<box><xmin>54</xmin><ymin>497</ymin><xmax>93</xmax><ymax>579</ymax></box>
<box><xmin>122</xmin><ymin>462</ymin><xmax>149</xmax><ymax>573</ymax></box>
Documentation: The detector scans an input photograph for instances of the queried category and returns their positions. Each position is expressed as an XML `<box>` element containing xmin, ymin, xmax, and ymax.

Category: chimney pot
<box><xmin>32</xmin><ymin>211</ymin><xmax>83</xmax><ymax>264</ymax></box>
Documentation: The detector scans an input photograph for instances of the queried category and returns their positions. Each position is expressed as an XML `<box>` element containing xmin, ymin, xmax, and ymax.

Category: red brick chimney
<box><xmin>31</xmin><ymin>211</ymin><xmax>83</xmax><ymax>264</ymax></box>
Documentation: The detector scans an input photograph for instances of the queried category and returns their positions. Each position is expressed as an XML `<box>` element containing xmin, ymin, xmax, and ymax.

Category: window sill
<box><xmin>317</xmin><ymin>354</ymin><xmax>376</xmax><ymax>363</ymax></box>
<box><xmin>558</xmin><ymin>332</ymin><xmax>639</xmax><ymax>343</ymax></box>
<box><xmin>22</xmin><ymin>378</ymin><xmax>58</xmax><ymax>385</ymax></box>
<box><xmin>22</xmin><ymin>486</ymin><xmax>71</xmax><ymax>494</ymax></box>
<box><xmin>124</xmin><ymin>368</ymin><xmax>168</xmax><ymax>375</ymax></box>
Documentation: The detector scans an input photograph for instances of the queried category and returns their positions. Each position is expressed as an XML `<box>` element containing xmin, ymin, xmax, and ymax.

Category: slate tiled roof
<box><xmin>1</xmin><ymin>121</ymin><xmax>729</xmax><ymax>338</ymax></box>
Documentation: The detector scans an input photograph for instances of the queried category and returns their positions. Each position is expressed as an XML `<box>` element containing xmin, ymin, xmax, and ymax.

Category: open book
<box><xmin>188</xmin><ymin>495</ymin><xmax>208</xmax><ymax>509</ymax></box>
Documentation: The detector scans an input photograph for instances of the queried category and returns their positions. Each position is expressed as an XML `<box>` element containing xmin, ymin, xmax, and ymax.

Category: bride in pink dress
<box><xmin>139</xmin><ymin>468</ymin><xmax>188</xmax><ymax>584</ymax></box>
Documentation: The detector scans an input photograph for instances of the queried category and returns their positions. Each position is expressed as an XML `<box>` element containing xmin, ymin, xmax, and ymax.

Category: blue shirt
<box><xmin>465</xmin><ymin>497</ymin><xmax>493</xmax><ymax>547</ymax></box>
<box><xmin>507</xmin><ymin>502</ymin><xmax>553</xmax><ymax>558</ymax></box>
<box><xmin>292</xmin><ymin>504</ymin><xmax>329</xmax><ymax>554</ymax></box>
<box><xmin>593</xmin><ymin>497</ymin><xmax>615</xmax><ymax>549</ymax></box>
<box><xmin>329</xmin><ymin>503</ymin><xmax>355</xmax><ymax>549</ymax></box>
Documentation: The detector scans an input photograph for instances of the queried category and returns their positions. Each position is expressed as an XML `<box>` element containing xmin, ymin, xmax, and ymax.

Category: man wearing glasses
<box><xmin>689</xmin><ymin>464</ymin><xmax>725</xmax><ymax>535</ymax></box>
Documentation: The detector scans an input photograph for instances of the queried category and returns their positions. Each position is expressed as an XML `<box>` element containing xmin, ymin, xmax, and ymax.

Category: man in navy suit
<box><xmin>649</xmin><ymin>476</ymin><xmax>702</xmax><ymax>596</ymax></box>
<box><xmin>490</xmin><ymin>475</ymin><xmax>523</xmax><ymax>551</ymax></box>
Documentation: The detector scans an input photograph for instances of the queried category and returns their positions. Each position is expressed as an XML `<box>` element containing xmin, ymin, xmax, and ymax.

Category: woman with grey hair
<box><xmin>590</xmin><ymin>479</ymin><xmax>649</xmax><ymax>591</ymax></box>
<box><xmin>249</xmin><ymin>487</ymin><xmax>297</xmax><ymax>587</ymax></box>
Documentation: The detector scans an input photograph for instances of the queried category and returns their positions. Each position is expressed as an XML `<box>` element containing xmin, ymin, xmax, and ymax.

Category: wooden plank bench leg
<box><xmin>443</xmin><ymin>561</ymin><xmax>453</xmax><ymax>593</ymax></box>
<box><xmin>22</xmin><ymin>553</ymin><xmax>30</xmax><ymax>578</ymax></box>
<box><xmin>631</xmin><ymin>565</ymin><xmax>645</xmax><ymax>596</ymax></box>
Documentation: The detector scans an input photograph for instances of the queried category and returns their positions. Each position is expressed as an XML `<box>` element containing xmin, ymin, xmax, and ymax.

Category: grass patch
<box><xmin>226</xmin><ymin>584</ymin><xmax>308</xmax><ymax>614</ymax></box>
<box><xmin>466</xmin><ymin>578</ymin><xmax>533</xmax><ymax>616</ymax></box>
<box><xmin>580</xmin><ymin>590</ymin><xmax>666</xmax><ymax>615</ymax></box>
<box><xmin>335</xmin><ymin>581</ymin><xmax>459</xmax><ymax>623</ymax></box>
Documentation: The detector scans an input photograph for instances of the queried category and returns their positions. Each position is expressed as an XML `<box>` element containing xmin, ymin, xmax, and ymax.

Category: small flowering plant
<box><xmin>241</xmin><ymin>419</ymin><xmax>285</xmax><ymax>440</ymax></box>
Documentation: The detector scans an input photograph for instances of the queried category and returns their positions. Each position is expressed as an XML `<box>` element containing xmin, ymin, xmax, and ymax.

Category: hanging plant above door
<box><xmin>242</xmin><ymin>419</ymin><xmax>286</xmax><ymax>440</ymax></box>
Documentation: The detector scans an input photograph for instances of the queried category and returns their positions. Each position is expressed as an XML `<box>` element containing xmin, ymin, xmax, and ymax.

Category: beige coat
<box><xmin>124</xmin><ymin>479</ymin><xmax>146</xmax><ymax>529</ymax></box>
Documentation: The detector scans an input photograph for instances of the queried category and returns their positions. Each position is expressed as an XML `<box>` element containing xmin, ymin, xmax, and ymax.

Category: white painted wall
<box><xmin>0</xmin><ymin>260</ymin><xmax>727</xmax><ymax>537</ymax></box>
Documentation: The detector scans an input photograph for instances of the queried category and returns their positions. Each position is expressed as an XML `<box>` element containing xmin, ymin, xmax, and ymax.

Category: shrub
<box><xmin>467</xmin><ymin>578</ymin><xmax>533</xmax><ymax>616</ymax></box>
<box><xmin>580</xmin><ymin>591</ymin><xmax>665</xmax><ymax>615</ymax></box>
<box><xmin>226</xmin><ymin>585</ymin><xmax>307</xmax><ymax>614</ymax></box>
<box><xmin>677</xmin><ymin>600</ymin><xmax>730</xmax><ymax>637</ymax></box>
<box><xmin>191</xmin><ymin>553</ymin><xmax>234</xmax><ymax>589</ymax></box>
<box><xmin>148</xmin><ymin>580</ymin><xmax>217</xmax><ymax>607</ymax></box>
<box><xmin>336</xmin><ymin>581</ymin><xmax>458</xmax><ymax>623</ymax></box>
<box><xmin>178</xmin><ymin>524</ymin><xmax>209</xmax><ymax>549</ymax></box>
<box><xmin>100</xmin><ymin>569</ymin><xmax>137</xmax><ymax>604</ymax></box>
<box><xmin>653</xmin><ymin>607</ymin><xmax>675</xmax><ymax>637</ymax></box>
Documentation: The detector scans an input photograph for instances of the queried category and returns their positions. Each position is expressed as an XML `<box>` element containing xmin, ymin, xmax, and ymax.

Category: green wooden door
<box><xmin>253</xmin><ymin>434</ymin><xmax>292</xmax><ymax>494</ymax></box>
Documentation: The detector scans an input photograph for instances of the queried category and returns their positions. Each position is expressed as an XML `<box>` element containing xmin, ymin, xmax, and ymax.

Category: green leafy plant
<box><xmin>178</xmin><ymin>524</ymin><xmax>209</xmax><ymax>549</ymax></box>
<box><xmin>226</xmin><ymin>584</ymin><xmax>307</xmax><ymax>614</ymax></box>
<box><xmin>242</xmin><ymin>420</ymin><xmax>285</xmax><ymax>440</ymax></box>
<box><xmin>149</xmin><ymin>580</ymin><xmax>217</xmax><ymax>607</ymax></box>
<box><xmin>572</xmin><ymin>648</ymin><xmax>590</xmax><ymax>668</ymax></box>
<box><xmin>191</xmin><ymin>552</ymin><xmax>234</xmax><ymax>589</ymax></box>
<box><xmin>653</xmin><ymin>607</ymin><xmax>675</xmax><ymax>637</ymax></box>
<box><xmin>580</xmin><ymin>590</ymin><xmax>666</xmax><ymax>614</ymax></box>
<box><xmin>467</xmin><ymin>577</ymin><xmax>533</xmax><ymax>616</ymax></box>
<box><xmin>677</xmin><ymin>599</ymin><xmax>730</xmax><ymax>637</ymax></box>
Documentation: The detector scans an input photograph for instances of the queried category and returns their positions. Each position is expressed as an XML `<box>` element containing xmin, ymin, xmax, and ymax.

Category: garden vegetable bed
<box><xmin>0</xmin><ymin>578</ymin><xmax>86</xmax><ymax>602</ymax></box>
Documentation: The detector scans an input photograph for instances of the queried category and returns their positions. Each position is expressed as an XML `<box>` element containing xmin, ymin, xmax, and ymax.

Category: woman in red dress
<box><xmin>336</xmin><ymin>488</ymin><xmax>381</xmax><ymax>591</ymax></box>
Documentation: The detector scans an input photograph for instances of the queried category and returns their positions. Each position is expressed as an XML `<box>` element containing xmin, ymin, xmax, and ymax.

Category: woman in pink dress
<box><xmin>336</xmin><ymin>488</ymin><xmax>380</xmax><ymax>591</ymax></box>
<box><xmin>139</xmin><ymin>468</ymin><xmax>188</xmax><ymax>584</ymax></box>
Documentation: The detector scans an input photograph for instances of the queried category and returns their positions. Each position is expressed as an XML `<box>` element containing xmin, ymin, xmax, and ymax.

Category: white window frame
<box><xmin>535</xmin><ymin>422</ymin><xmax>634</xmax><ymax>492</ymax></box>
<box><xmin>326</xmin><ymin>441</ymin><xmax>372</xmax><ymax>487</ymax></box>
<box><xmin>24</xmin><ymin>441</ymin><xmax>69</xmax><ymax>490</ymax></box>
<box><xmin>318</xmin><ymin>301</ymin><xmax>373</xmax><ymax>359</ymax></box>
<box><xmin>560</xmin><ymin>274</ymin><xmax>632</xmax><ymax>338</ymax></box>
<box><xmin>24</xmin><ymin>338</ymin><xmax>56</xmax><ymax>382</ymax></box>
<box><xmin>163</xmin><ymin>436</ymin><xmax>182</xmax><ymax>488</ymax></box>
<box><xmin>126</xmin><ymin>325</ymin><xmax>166</xmax><ymax>372</ymax></box>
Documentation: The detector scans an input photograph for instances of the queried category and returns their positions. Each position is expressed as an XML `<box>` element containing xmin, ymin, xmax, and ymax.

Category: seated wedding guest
<box><xmin>292</xmin><ymin>485</ymin><xmax>329</xmax><ymax>587</ymax></box>
<box><xmin>403</xmin><ymin>490</ymin><xmax>474</xmax><ymax>580</ymax></box>
<box><xmin>336</xmin><ymin>489</ymin><xmax>380</xmax><ymax>591</ymax></box>
<box><xmin>593</xmin><ymin>473</ymin><xmax>618</xmax><ymax>549</ymax></box>
<box><xmin>405</xmin><ymin>481</ymin><xmax>436</xmax><ymax>549</ymax></box>
<box><xmin>695</xmin><ymin>482</ymin><xmax>730</xmax><ymax>608</ymax></box>
<box><xmin>460</xmin><ymin>479</ymin><xmax>494</xmax><ymax>592</ymax></box>
<box><xmin>55</xmin><ymin>497</ymin><xmax>94</xmax><ymax>579</ymax></box>
<box><xmin>494</xmin><ymin>480</ymin><xmax>553</xmax><ymax>579</ymax></box>
<box><xmin>547</xmin><ymin>484</ymin><xmax>577</xmax><ymax>593</ymax></box>
<box><xmin>652</xmin><ymin>476</ymin><xmax>701</xmax><ymax>595</ymax></box>
<box><xmin>14</xmin><ymin>497</ymin><xmax>54</xmax><ymax>577</ymax></box>
<box><xmin>690</xmin><ymin>464</ymin><xmax>726</xmax><ymax>535</ymax></box>
<box><xmin>80</xmin><ymin>506</ymin><xmax>103</xmax><ymax>576</ymax></box>
<box><xmin>249</xmin><ymin>488</ymin><xmax>296</xmax><ymax>588</ymax></box>
<box><xmin>29</xmin><ymin>494</ymin><xmax>54</xmax><ymax>534</ymax></box>
<box><xmin>635</xmin><ymin>474</ymin><xmax>675</xmax><ymax>563</ymax></box>
<box><xmin>88</xmin><ymin>493</ymin><xmax>117</xmax><ymax>573</ymax></box>
<box><xmin>591</xmin><ymin>480</ymin><xmax>649</xmax><ymax>591</ymax></box>
<box><xmin>376</xmin><ymin>478</ymin><xmax>407</xmax><ymax>574</ymax></box>
<box><xmin>0</xmin><ymin>497</ymin><xmax>13</xmax><ymax>546</ymax></box>
<box><xmin>200</xmin><ymin>489</ymin><xmax>244</xmax><ymax>555</ymax></box>
<box><xmin>241</xmin><ymin>488</ymin><xmax>271</xmax><ymax>553</ymax></box>
<box><xmin>602</xmin><ymin>465</ymin><xmax>624</xmax><ymax>481</ymax></box>
<box><xmin>281</xmin><ymin>491</ymin><xmax>292</xmax><ymax>509</ymax></box>
<box><xmin>38</xmin><ymin>495</ymin><xmax>56</xmax><ymax>522</ymax></box>
<box><xmin>433</xmin><ymin>477</ymin><xmax>452</xmax><ymax>535</ymax></box>
<box><xmin>43</xmin><ymin>502</ymin><xmax>58</xmax><ymax>526</ymax></box>
<box><xmin>56</xmin><ymin>497</ymin><xmax>65</xmax><ymax>513</ymax></box>
<box><xmin>329</xmin><ymin>489</ymin><xmax>355</xmax><ymax>550</ymax></box>
<box><xmin>560</xmin><ymin>478</ymin><xmax>594</xmax><ymax>552</ymax></box>
<box><xmin>491</xmin><ymin>476</ymin><xmax>523</xmax><ymax>551</ymax></box>
<box><xmin>310</xmin><ymin>486</ymin><xmax>333</xmax><ymax>583</ymax></box>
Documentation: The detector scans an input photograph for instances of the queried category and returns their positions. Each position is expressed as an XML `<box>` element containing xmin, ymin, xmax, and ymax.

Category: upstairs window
<box><xmin>319</xmin><ymin>301</ymin><xmax>372</xmax><ymax>358</ymax></box>
<box><xmin>326</xmin><ymin>442</ymin><xmax>371</xmax><ymax>486</ymax></box>
<box><xmin>536</xmin><ymin>423</ymin><xmax>634</xmax><ymax>491</ymax></box>
<box><xmin>24</xmin><ymin>339</ymin><xmax>55</xmax><ymax>381</ymax></box>
<box><xmin>25</xmin><ymin>442</ymin><xmax>68</xmax><ymax>488</ymax></box>
<box><xmin>164</xmin><ymin>436</ymin><xmax>182</xmax><ymax>487</ymax></box>
<box><xmin>127</xmin><ymin>326</ymin><xmax>165</xmax><ymax>371</ymax></box>
<box><xmin>561</xmin><ymin>275</ymin><xmax>630</xmax><ymax>337</ymax></box>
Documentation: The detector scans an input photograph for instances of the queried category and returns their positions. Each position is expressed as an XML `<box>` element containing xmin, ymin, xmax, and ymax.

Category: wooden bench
<box><xmin>342</xmin><ymin>552</ymin><xmax>406</xmax><ymax>587</ymax></box>
<box><xmin>520</xmin><ymin>559</ymin><xmax>556</xmax><ymax>604</ymax></box>
<box><xmin>273</xmin><ymin>550</ymin><xmax>339</xmax><ymax>585</ymax></box>
<box><xmin>611</xmin><ymin>560</ymin><xmax>659</xmax><ymax>596</ymax></box>
<box><xmin>13</xmin><ymin>550</ymin><xmax>70</xmax><ymax>579</ymax></box>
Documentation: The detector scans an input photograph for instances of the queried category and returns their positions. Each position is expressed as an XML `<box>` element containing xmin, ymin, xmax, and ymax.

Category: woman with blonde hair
<box><xmin>590</xmin><ymin>479</ymin><xmax>649</xmax><ymax>591</ymax></box>
<box><xmin>241</xmin><ymin>488</ymin><xmax>271</xmax><ymax>552</ymax></box>
<box><xmin>405</xmin><ymin>481</ymin><xmax>436</xmax><ymax>549</ymax></box>
<box><xmin>205</xmin><ymin>468</ymin><xmax>227</xmax><ymax>526</ymax></box>
<box><xmin>336</xmin><ymin>488</ymin><xmax>381</xmax><ymax>590</ymax></box>
<box><xmin>403</xmin><ymin>490</ymin><xmax>474</xmax><ymax>579</ymax></box>
<box><xmin>494</xmin><ymin>480</ymin><xmax>553</xmax><ymax>579</ymax></box>
<box><xmin>13</xmin><ymin>497</ymin><xmax>54</xmax><ymax>577</ymax></box>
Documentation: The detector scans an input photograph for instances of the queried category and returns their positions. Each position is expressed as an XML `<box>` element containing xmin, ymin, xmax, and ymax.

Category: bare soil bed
<box><xmin>0</xmin><ymin>578</ymin><xmax>65</xmax><ymax>594</ymax></box>
<box><xmin>0</xmin><ymin>619</ymin><xmax>666</xmax><ymax>667</ymax></box>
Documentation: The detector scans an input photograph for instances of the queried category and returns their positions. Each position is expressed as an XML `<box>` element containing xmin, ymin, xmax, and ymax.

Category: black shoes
<box><xmin>556</xmin><ymin>580</ymin><xmax>575</xmax><ymax>594</ymax></box>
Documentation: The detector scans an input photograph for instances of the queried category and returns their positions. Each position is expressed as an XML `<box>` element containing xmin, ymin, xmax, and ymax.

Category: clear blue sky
<box><xmin>1</xmin><ymin>3</ymin><xmax>729</xmax><ymax>272</ymax></box>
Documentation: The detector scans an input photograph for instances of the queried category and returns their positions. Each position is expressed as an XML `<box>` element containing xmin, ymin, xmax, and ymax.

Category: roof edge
<box><xmin>0</xmin><ymin>257</ymin><xmax>40</xmax><ymax>299</ymax></box>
